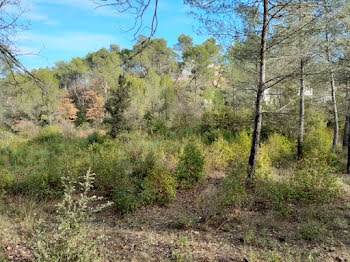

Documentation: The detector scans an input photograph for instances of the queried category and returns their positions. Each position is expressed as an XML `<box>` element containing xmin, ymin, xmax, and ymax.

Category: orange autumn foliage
<box><xmin>86</xmin><ymin>90</ymin><xmax>106</xmax><ymax>122</ymax></box>
<box><xmin>60</xmin><ymin>96</ymin><xmax>78</xmax><ymax>121</ymax></box>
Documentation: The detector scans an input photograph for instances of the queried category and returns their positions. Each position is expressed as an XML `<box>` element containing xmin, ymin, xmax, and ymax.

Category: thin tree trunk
<box><xmin>343</xmin><ymin>82</ymin><xmax>349</xmax><ymax>148</ymax></box>
<box><xmin>325</xmin><ymin>28</ymin><xmax>339</xmax><ymax>147</ymax></box>
<box><xmin>247</xmin><ymin>0</ymin><xmax>269</xmax><ymax>183</ymax></box>
<box><xmin>232</xmin><ymin>86</ymin><xmax>237</xmax><ymax>115</ymax></box>
<box><xmin>298</xmin><ymin>59</ymin><xmax>305</xmax><ymax>159</ymax></box>
<box><xmin>347</xmin><ymin>130</ymin><xmax>350</xmax><ymax>173</ymax></box>
<box><xmin>344</xmin><ymin>117</ymin><xmax>349</xmax><ymax>147</ymax></box>
<box><xmin>330</xmin><ymin>71</ymin><xmax>339</xmax><ymax>147</ymax></box>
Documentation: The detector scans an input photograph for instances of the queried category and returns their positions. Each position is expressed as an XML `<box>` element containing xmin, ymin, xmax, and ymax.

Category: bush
<box><xmin>220</xmin><ymin>172</ymin><xmax>248</xmax><ymax>208</ymax></box>
<box><xmin>34</xmin><ymin>125</ymin><xmax>64</xmax><ymax>144</ymax></box>
<box><xmin>86</xmin><ymin>131</ymin><xmax>108</xmax><ymax>145</ymax></box>
<box><xmin>226</xmin><ymin>131</ymin><xmax>251</xmax><ymax>173</ymax></box>
<box><xmin>150</xmin><ymin>118</ymin><xmax>169</xmax><ymax>136</ymax></box>
<box><xmin>0</xmin><ymin>169</ymin><xmax>13</xmax><ymax>191</ymax></box>
<box><xmin>297</xmin><ymin>220</ymin><xmax>328</xmax><ymax>241</ymax></box>
<box><xmin>304</xmin><ymin>123</ymin><xmax>333</xmax><ymax>157</ymax></box>
<box><xmin>2</xmin><ymin>133</ymin><xmax>90</xmax><ymax>197</ymax></box>
<box><xmin>257</xmin><ymin>144</ymin><xmax>273</xmax><ymax>177</ymax></box>
<box><xmin>256</xmin><ymin>159</ymin><xmax>341</xmax><ymax>214</ymax></box>
<box><xmin>291</xmin><ymin>160</ymin><xmax>341</xmax><ymax>203</ymax></box>
<box><xmin>142</xmin><ymin>167</ymin><xmax>177</xmax><ymax>205</ymax></box>
<box><xmin>176</xmin><ymin>142</ymin><xmax>205</xmax><ymax>188</ymax></box>
<box><xmin>113</xmin><ymin>176</ymin><xmax>142</xmax><ymax>213</ymax></box>
<box><xmin>109</xmin><ymin>139</ymin><xmax>179</xmax><ymax>213</ymax></box>
<box><xmin>34</xmin><ymin>170</ymin><xmax>112</xmax><ymax>261</ymax></box>
<box><xmin>264</xmin><ymin>133</ymin><xmax>294</xmax><ymax>168</ymax></box>
<box><xmin>206</xmin><ymin>137</ymin><xmax>234</xmax><ymax>171</ymax></box>
<box><xmin>201</xmin><ymin>107</ymin><xmax>252</xmax><ymax>141</ymax></box>
<box><xmin>206</xmin><ymin>131</ymin><xmax>272</xmax><ymax>176</ymax></box>
<box><xmin>89</xmin><ymin>140</ymin><xmax>128</xmax><ymax>190</ymax></box>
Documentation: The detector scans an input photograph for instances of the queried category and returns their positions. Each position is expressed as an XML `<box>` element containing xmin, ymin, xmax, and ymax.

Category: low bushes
<box><xmin>141</xmin><ymin>167</ymin><xmax>177</xmax><ymax>205</ymax></box>
<box><xmin>111</xmin><ymin>148</ymin><xmax>177</xmax><ymax>213</ymax></box>
<box><xmin>0</xmin><ymin>123</ymin><xmax>343</xmax><ymax>217</ymax></box>
<box><xmin>291</xmin><ymin>159</ymin><xmax>341</xmax><ymax>202</ymax></box>
<box><xmin>176</xmin><ymin>142</ymin><xmax>205</xmax><ymax>188</ymax></box>
<box><xmin>255</xmin><ymin>159</ymin><xmax>341</xmax><ymax>217</ymax></box>
<box><xmin>200</xmin><ymin>107</ymin><xmax>253</xmax><ymax>144</ymax></box>
<box><xmin>265</xmin><ymin>133</ymin><xmax>294</xmax><ymax>168</ymax></box>
<box><xmin>33</xmin><ymin>125</ymin><xmax>64</xmax><ymax>144</ymax></box>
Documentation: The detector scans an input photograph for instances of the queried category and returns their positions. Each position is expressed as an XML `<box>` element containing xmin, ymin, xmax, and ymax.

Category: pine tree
<box><xmin>104</xmin><ymin>75</ymin><xmax>131</xmax><ymax>138</ymax></box>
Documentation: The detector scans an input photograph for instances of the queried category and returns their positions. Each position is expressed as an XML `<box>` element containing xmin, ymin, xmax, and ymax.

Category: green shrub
<box><xmin>265</xmin><ymin>133</ymin><xmax>294</xmax><ymax>168</ymax></box>
<box><xmin>86</xmin><ymin>131</ymin><xmax>100</xmax><ymax>145</ymax></box>
<box><xmin>220</xmin><ymin>172</ymin><xmax>247</xmax><ymax>208</ymax></box>
<box><xmin>223</xmin><ymin>131</ymin><xmax>272</xmax><ymax>176</ymax></box>
<box><xmin>130</xmin><ymin>150</ymin><xmax>157</xmax><ymax>181</ymax></box>
<box><xmin>89</xmin><ymin>140</ymin><xmax>128</xmax><ymax>190</ymax></box>
<box><xmin>304</xmin><ymin>122</ymin><xmax>333</xmax><ymax>157</ymax></box>
<box><xmin>142</xmin><ymin>167</ymin><xmax>177</xmax><ymax>205</ymax></box>
<box><xmin>201</xmin><ymin>107</ymin><xmax>252</xmax><ymax>138</ymax></box>
<box><xmin>256</xmin><ymin>159</ymin><xmax>341</xmax><ymax>213</ymax></box>
<box><xmin>206</xmin><ymin>137</ymin><xmax>233</xmax><ymax>171</ymax></box>
<box><xmin>176</xmin><ymin>142</ymin><xmax>205</xmax><ymax>188</ymax></box>
<box><xmin>0</xmin><ymin>169</ymin><xmax>13</xmax><ymax>191</ymax></box>
<box><xmin>227</xmin><ymin>131</ymin><xmax>251</xmax><ymax>172</ymax></box>
<box><xmin>291</xmin><ymin>160</ymin><xmax>341</xmax><ymax>203</ymax></box>
<box><xmin>257</xmin><ymin>144</ymin><xmax>273</xmax><ymax>177</ymax></box>
<box><xmin>150</xmin><ymin>118</ymin><xmax>169</xmax><ymax>136</ymax></box>
<box><xmin>113</xmin><ymin>177</ymin><xmax>142</xmax><ymax>213</ymax></box>
<box><xmin>201</xmin><ymin>130</ymin><xmax>220</xmax><ymax>145</ymax></box>
<box><xmin>297</xmin><ymin>220</ymin><xmax>328</xmax><ymax>241</ymax></box>
<box><xmin>33</xmin><ymin>125</ymin><xmax>64</xmax><ymax>144</ymax></box>
<box><xmin>258</xmin><ymin>180</ymin><xmax>293</xmax><ymax>216</ymax></box>
<box><xmin>110</xmin><ymin>139</ymin><xmax>179</xmax><ymax>212</ymax></box>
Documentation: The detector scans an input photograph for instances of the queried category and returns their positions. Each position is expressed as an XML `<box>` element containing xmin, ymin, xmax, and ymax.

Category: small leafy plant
<box><xmin>34</xmin><ymin>170</ymin><xmax>112</xmax><ymax>262</ymax></box>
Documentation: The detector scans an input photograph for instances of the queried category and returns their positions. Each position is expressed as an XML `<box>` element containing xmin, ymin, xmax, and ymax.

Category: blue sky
<box><xmin>17</xmin><ymin>0</ymin><xmax>210</xmax><ymax>69</ymax></box>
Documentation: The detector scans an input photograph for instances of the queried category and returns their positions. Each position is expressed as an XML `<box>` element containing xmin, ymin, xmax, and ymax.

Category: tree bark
<box><xmin>343</xmin><ymin>82</ymin><xmax>349</xmax><ymax>148</ymax></box>
<box><xmin>347</xmin><ymin>129</ymin><xmax>350</xmax><ymax>173</ymax></box>
<box><xmin>298</xmin><ymin>59</ymin><xmax>305</xmax><ymax>159</ymax></box>
<box><xmin>330</xmin><ymin>71</ymin><xmax>339</xmax><ymax>147</ymax></box>
<box><xmin>247</xmin><ymin>0</ymin><xmax>269</xmax><ymax>183</ymax></box>
<box><xmin>325</xmin><ymin>27</ymin><xmax>339</xmax><ymax>147</ymax></box>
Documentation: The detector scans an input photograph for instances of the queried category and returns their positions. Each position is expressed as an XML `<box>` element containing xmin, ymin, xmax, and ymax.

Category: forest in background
<box><xmin>0</xmin><ymin>0</ymin><xmax>350</xmax><ymax>261</ymax></box>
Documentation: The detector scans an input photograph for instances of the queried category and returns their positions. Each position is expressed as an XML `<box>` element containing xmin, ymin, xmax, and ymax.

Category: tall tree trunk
<box><xmin>247</xmin><ymin>0</ymin><xmax>269</xmax><ymax>183</ymax></box>
<box><xmin>343</xmin><ymin>82</ymin><xmax>350</xmax><ymax>148</ymax></box>
<box><xmin>325</xmin><ymin>29</ymin><xmax>339</xmax><ymax>147</ymax></box>
<box><xmin>232</xmin><ymin>85</ymin><xmax>236</xmax><ymax>115</ymax></box>
<box><xmin>330</xmin><ymin>71</ymin><xmax>339</xmax><ymax>147</ymax></box>
<box><xmin>298</xmin><ymin>59</ymin><xmax>305</xmax><ymax>159</ymax></box>
<box><xmin>347</xmin><ymin>130</ymin><xmax>350</xmax><ymax>173</ymax></box>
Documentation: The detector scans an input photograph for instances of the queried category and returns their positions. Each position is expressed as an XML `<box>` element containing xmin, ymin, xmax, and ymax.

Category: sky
<box><xmin>16</xmin><ymin>0</ymin><xmax>210</xmax><ymax>70</ymax></box>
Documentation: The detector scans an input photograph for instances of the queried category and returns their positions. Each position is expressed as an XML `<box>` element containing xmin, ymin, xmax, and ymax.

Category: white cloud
<box><xmin>17</xmin><ymin>45</ymin><xmax>42</xmax><ymax>56</ymax></box>
<box><xmin>24</xmin><ymin>12</ymin><xmax>47</xmax><ymax>21</ymax></box>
